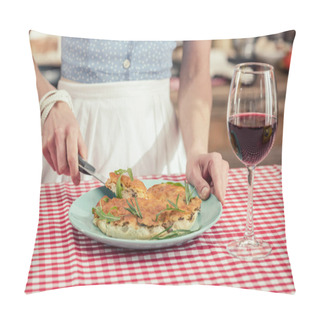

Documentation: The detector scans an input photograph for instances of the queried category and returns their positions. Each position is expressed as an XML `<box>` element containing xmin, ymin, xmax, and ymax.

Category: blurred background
<box><xmin>30</xmin><ymin>30</ymin><xmax>295</xmax><ymax>168</ymax></box>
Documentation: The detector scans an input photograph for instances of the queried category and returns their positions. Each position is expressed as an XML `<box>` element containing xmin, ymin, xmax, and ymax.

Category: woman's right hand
<box><xmin>41</xmin><ymin>101</ymin><xmax>87</xmax><ymax>185</ymax></box>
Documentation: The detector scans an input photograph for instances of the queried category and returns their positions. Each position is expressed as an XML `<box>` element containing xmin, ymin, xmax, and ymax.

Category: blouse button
<box><xmin>123</xmin><ymin>59</ymin><xmax>131</xmax><ymax>69</ymax></box>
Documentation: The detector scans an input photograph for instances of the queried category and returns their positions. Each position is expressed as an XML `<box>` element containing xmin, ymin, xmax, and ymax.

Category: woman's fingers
<box><xmin>78</xmin><ymin>133</ymin><xmax>88</xmax><ymax>160</ymax></box>
<box><xmin>222</xmin><ymin>160</ymin><xmax>229</xmax><ymax>200</ymax></box>
<box><xmin>207</xmin><ymin>153</ymin><xmax>228</xmax><ymax>205</ymax></box>
<box><xmin>46</xmin><ymin>135</ymin><xmax>58</xmax><ymax>173</ymax></box>
<box><xmin>43</xmin><ymin>125</ymin><xmax>84</xmax><ymax>185</ymax></box>
<box><xmin>66</xmin><ymin>127</ymin><xmax>80</xmax><ymax>185</ymax></box>
<box><xmin>41</xmin><ymin>101</ymin><xmax>87</xmax><ymax>185</ymax></box>
<box><xmin>187</xmin><ymin>162</ymin><xmax>211</xmax><ymax>200</ymax></box>
<box><xmin>187</xmin><ymin>153</ymin><xmax>229</xmax><ymax>205</ymax></box>
<box><xmin>54</xmin><ymin>127</ymin><xmax>68</xmax><ymax>175</ymax></box>
<box><xmin>42</xmin><ymin>140</ymin><xmax>56</xmax><ymax>172</ymax></box>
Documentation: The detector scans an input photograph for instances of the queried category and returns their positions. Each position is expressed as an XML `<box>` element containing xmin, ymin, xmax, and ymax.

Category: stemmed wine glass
<box><xmin>226</xmin><ymin>62</ymin><xmax>278</xmax><ymax>261</ymax></box>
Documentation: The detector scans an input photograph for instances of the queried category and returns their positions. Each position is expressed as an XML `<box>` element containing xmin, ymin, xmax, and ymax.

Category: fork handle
<box><xmin>78</xmin><ymin>155</ymin><xmax>95</xmax><ymax>175</ymax></box>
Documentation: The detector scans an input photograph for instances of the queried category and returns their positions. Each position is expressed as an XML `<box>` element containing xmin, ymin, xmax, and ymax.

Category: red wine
<box><xmin>228</xmin><ymin>113</ymin><xmax>277</xmax><ymax>166</ymax></box>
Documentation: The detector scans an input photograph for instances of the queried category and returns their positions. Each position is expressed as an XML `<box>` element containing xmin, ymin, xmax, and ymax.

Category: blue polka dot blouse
<box><xmin>61</xmin><ymin>37</ymin><xmax>177</xmax><ymax>83</ymax></box>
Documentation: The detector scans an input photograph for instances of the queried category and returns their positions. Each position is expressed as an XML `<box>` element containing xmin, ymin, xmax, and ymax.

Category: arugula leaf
<box><xmin>184</xmin><ymin>181</ymin><xmax>196</xmax><ymax>205</ymax></box>
<box><xmin>93</xmin><ymin>206</ymin><xmax>120</xmax><ymax>222</ymax></box>
<box><xmin>134</xmin><ymin>197</ymin><xmax>142</xmax><ymax>218</ymax></box>
<box><xmin>114</xmin><ymin>168</ymin><xmax>134</xmax><ymax>198</ymax></box>
<box><xmin>155</xmin><ymin>210</ymin><xmax>164</xmax><ymax>222</ymax></box>
<box><xmin>165</xmin><ymin>182</ymin><xmax>184</xmax><ymax>188</ymax></box>
<box><xmin>127</xmin><ymin>168</ymin><xmax>133</xmax><ymax>181</ymax></box>
<box><xmin>114</xmin><ymin>169</ymin><xmax>127</xmax><ymax>175</ymax></box>
<box><xmin>150</xmin><ymin>224</ymin><xmax>173</xmax><ymax>239</ymax></box>
<box><xmin>155</xmin><ymin>194</ymin><xmax>184</xmax><ymax>221</ymax></box>
<box><xmin>168</xmin><ymin>194</ymin><xmax>184</xmax><ymax>212</ymax></box>
<box><xmin>104</xmin><ymin>212</ymin><xmax>121</xmax><ymax>222</ymax></box>
<box><xmin>124</xmin><ymin>198</ymin><xmax>143</xmax><ymax>219</ymax></box>
<box><xmin>165</xmin><ymin>181</ymin><xmax>196</xmax><ymax>204</ymax></box>
<box><xmin>151</xmin><ymin>226</ymin><xmax>201</xmax><ymax>240</ymax></box>
<box><xmin>116</xmin><ymin>177</ymin><xmax>123</xmax><ymax>198</ymax></box>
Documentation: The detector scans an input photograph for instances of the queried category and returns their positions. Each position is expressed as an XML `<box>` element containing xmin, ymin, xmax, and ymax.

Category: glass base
<box><xmin>227</xmin><ymin>238</ymin><xmax>272</xmax><ymax>261</ymax></box>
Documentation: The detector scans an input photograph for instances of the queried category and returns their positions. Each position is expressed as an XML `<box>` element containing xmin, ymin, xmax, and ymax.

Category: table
<box><xmin>25</xmin><ymin>165</ymin><xmax>295</xmax><ymax>294</ymax></box>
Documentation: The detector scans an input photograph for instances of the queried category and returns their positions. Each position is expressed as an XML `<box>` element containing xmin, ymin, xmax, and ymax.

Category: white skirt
<box><xmin>41</xmin><ymin>78</ymin><xmax>187</xmax><ymax>183</ymax></box>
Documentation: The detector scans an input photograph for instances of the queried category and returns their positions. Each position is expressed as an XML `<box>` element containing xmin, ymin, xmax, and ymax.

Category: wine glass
<box><xmin>226</xmin><ymin>62</ymin><xmax>278</xmax><ymax>261</ymax></box>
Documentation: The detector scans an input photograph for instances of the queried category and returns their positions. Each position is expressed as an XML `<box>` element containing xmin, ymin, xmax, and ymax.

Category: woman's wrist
<box><xmin>40</xmin><ymin>89</ymin><xmax>74</xmax><ymax>126</ymax></box>
<box><xmin>186</xmin><ymin>145</ymin><xmax>208</xmax><ymax>160</ymax></box>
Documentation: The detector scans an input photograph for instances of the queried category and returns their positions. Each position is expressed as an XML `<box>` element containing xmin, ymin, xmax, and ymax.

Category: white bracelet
<box><xmin>40</xmin><ymin>90</ymin><xmax>74</xmax><ymax>126</ymax></box>
<box><xmin>39</xmin><ymin>90</ymin><xmax>57</xmax><ymax>112</ymax></box>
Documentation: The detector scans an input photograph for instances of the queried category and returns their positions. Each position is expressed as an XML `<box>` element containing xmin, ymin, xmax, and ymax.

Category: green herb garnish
<box><xmin>114</xmin><ymin>168</ymin><xmax>133</xmax><ymax>180</ymax></box>
<box><xmin>155</xmin><ymin>194</ymin><xmax>185</xmax><ymax>221</ymax></box>
<box><xmin>114</xmin><ymin>168</ymin><xmax>134</xmax><ymax>198</ymax></box>
<box><xmin>124</xmin><ymin>197</ymin><xmax>143</xmax><ymax>219</ymax></box>
<box><xmin>93</xmin><ymin>204</ymin><xmax>120</xmax><ymax>222</ymax></box>
<box><xmin>150</xmin><ymin>225</ymin><xmax>201</xmax><ymax>240</ymax></box>
<box><xmin>165</xmin><ymin>181</ymin><xmax>196</xmax><ymax>205</ymax></box>
<box><xmin>150</xmin><ymin>224</ymin><xmax>173</xmax><ymax>239</ymax></box>
<box><xmin>103</xmin><ymin>197</ymin><xmax>109</xmax><ymax>203</ymax></box>
<box><xmin>184</xmin><ymin>181</ymin><xmax>196</xmax><ymax>205</ymax></box>
<box><xmin>167</xmin><ymin>194</ymin><xmax>184</xmax><ymax>211</ymax></box>
<box><xmin>165</xmin><ymin>182</ymin><xmax>184</xmax><ymax>188</ymax></box>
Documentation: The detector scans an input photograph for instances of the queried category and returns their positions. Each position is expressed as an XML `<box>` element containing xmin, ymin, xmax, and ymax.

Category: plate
<box><xmin>68</xmin><ymin>179</ymin><xmax>223</xmax><ymax>250</ymax></box>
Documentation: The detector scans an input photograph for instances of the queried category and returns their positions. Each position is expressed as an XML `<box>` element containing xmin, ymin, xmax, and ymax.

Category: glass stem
<box><xmin>244</xmin><ymin>165</ymin><xmax>256</xmax><ymax>241</ymax></box>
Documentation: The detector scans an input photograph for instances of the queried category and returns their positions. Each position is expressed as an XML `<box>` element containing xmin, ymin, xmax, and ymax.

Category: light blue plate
<box><xmin>68</xmin><ymin>180</ymin><xmax>223</xmax><ymax>250</ymax></box>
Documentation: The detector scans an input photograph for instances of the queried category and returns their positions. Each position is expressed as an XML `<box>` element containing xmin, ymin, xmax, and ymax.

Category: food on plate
<box><xmin>92</xmin><ymin>169</ymin><xmax>202</xmax><ymax>240</ymax></box>
<box><xmin>147</xmin><ymin>182</ymin><xmax>201</xmax><ymax>230</ymax></box>
<box><xmin>105</xmin><ymin>169</ymin><xmax>147</xmax><ymax>199</ymax></box>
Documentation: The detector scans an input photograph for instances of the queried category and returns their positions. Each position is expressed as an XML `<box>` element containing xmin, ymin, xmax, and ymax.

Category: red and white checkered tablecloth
<box><xmin>25</xmin><ymin>165</ymin><xmax>295</xmax><ymax>294</ymax></box>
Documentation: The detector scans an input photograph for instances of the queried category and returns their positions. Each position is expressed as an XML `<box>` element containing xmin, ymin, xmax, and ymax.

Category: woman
<box><xmin>33</xmin><ymin>37</ymin><xmax>229</xmax><ymax>203</ymax></box>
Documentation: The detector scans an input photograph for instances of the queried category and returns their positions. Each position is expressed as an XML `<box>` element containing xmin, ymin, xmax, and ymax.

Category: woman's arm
<box><xmin>178</xmin><ymin>41</ymin><xmax>212</xmax><ymax>157</ymax></box>
<box><xmin>178</xmin><ymin>41</ymin><xmax>229</xmax><ymax>204</ymax></box>
<box><xmin>33</xmin><ymin>58</ymin><xmax>56</xmax><ymax>100</ymax></box>
<box><xmin>32</xmin><ymin>58</ymin><xmax>87</xmax><ymax>185</ymax></box>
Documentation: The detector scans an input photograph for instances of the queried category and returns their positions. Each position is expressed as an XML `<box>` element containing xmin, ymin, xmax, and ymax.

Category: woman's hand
<box><xmin>186</xmin><ymin>152</ymin><xmax>229</xmax><ymax>205</ymax></box>
<box><xmin>41</xmin><ymin>101</ymin><xmax>87</xmax><ymax>185</ymax></box>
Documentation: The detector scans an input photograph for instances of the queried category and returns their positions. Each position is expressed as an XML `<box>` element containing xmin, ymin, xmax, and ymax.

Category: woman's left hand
<box><xmin>186</xmin><ymin>152</ymin><xmax>229</xmax><ymax>205</ymax></box>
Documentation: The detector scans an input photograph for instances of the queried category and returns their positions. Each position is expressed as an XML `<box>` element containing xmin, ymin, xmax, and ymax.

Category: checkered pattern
<box><xmin>25</xmin><ymin>165</ymin><xmax>295</xmax><ymax>294</ymax></box>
